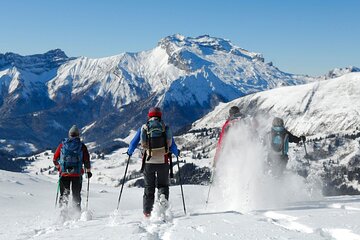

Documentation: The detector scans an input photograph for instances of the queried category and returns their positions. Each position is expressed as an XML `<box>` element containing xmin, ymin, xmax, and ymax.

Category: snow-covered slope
<box><xmin>2</xmin><ymin>169</ymin><xmax>360</xmax><ymax>240</ymax></box>
<box><xmin>178</xmin><ymin>72</ymin><xmax>360</xmax><ymax>195</ymax></box>
<box><xmin>192</xmin><ymin>72</ymin><xmax>360</xmax><ymax>137</ymax></box>
<box><xmin>6</xmin><ymin>72</ymin><xmax>360</xmax><ymax>239</ymax></box>
<box><xmin>0</xmin><ymin>34</ymin><xmax>313</xmax><ymax>155</ymax></box>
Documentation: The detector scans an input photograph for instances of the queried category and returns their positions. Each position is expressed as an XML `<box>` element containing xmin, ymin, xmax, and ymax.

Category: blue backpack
<box><xmin>271</xmin><ymin>126</ymin><xmax>289</xmax><ymax>155</ymax></box>
<box><xmin>59</xmin><ymin>138</ymin><xmax>83</xmax><ymax>174</ymax></box>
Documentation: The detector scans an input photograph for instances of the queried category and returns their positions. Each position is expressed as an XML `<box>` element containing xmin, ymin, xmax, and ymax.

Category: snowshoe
<box><xmin>159</xmin><ymin>194</ymin><xmax>169</xmax><ymax>215</ymax></box>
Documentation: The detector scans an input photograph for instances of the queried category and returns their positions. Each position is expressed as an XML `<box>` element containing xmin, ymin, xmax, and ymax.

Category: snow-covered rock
<box><xmin>320</xmin><ymin>66</ymin><xmax>360</xmax><ymax>80</ymax></box>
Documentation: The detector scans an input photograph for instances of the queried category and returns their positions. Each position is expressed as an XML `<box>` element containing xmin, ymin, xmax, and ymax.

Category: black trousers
<box><xmin>143</xmin><ymin>164</ymin><xmax>169</xmax><ymax>214</ymax></box>
<box><xmin>59</xmin><ymin>176</ymin><xmax>82</xmax><ymax>211</ymax></box>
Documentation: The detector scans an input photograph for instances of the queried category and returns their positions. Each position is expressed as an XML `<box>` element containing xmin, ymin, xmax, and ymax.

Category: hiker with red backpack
<box><xmin>126</xmin><ymin>107</ymin><xmax>179</xmax><ymax>218</ymax></box>
<box><xmin>267</xmin><ymin>117</ymin><xmax>306</xmax><ymax>176</ymax></box>
<box><xmin>53</xmin><ymin>125</ymin><xmax>92</xmax><ymax>212</ymax></box>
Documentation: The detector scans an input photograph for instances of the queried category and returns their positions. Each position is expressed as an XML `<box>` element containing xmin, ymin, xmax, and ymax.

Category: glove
<box><xmin>301</xmin><ymin>136</ymin><xmax>306</xmax><ymax>142</ymax></box>
<box><xmin>126</xmin><ymin>151</ymin><xmax>132</xmax><ymax>157</ymax></box>
<box><xmin>87</xmin><ymin>172</ymin><xmax>92</xmax><ymax>179</ymax></box>
<box><xmin>54</xmin><ymin>164</ymin><xmax>60</xmax><ymax>172</ymax></box>
<box><xmin>177</xmin><ymin>150</ymin><xmax>181</xmax><ymax>158</ymax></box>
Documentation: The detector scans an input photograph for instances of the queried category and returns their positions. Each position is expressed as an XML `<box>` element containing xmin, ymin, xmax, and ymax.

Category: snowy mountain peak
<box><xmin>158</xmin><ymin>34</ymin><xmax>264</xmax><ymax>67</ymax></box>
<box><xmin>0</xmin><ymin>49</ymin><xmax>70</xmax><ymax>74</ymax></box>
<box><xmin>159</xmin><ymin>34</ymin><xmax>234</xmax><ymax>51</ymax></box>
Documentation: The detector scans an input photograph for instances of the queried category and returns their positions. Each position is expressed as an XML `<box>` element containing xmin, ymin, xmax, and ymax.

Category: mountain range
<box><xmin>22</xmin><ymin>71</ymin><xmax>360</xmax><ymax>195</ymax></box>
<box><xmin>0</xmin><ymin>34</ymin><xmax>319</xmax><ymax>156</ymax></box>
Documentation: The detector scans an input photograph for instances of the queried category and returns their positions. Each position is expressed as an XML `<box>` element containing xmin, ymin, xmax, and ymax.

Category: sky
<box><xmin>1</xmin><ymin>0</ymin><xmax>359</xmax><ymax>76</ymax></box>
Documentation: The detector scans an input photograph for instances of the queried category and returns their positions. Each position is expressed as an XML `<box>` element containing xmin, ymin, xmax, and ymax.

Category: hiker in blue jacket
<box><xmin>126</xmin><ymin>107</ymin><xmax>179</xmax><ymax>217</ymax></box>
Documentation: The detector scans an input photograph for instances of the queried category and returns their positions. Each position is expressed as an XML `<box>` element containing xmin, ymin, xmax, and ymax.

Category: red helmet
<box><xmin>148</xmin><ymin>107</ymin><xmax>162</xmax><ymax>118</ymax></box>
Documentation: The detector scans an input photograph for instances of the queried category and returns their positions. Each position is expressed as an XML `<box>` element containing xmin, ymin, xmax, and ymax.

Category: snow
<box><xmin>1</xmin><ymin>34</ymin><xmax>314</xmax><ymax>115</ymax></box>
<box><xmin>13</xmin><ymin>113</ymin><xmax>360</xmax><ymax>239</ymax></box>
<box><xmin>1</xmin><ymin>169</ymin><xmax>360</xmax><ymax>240</ymax></box>
<box><xmin>81</xmin><ymin>121</ymin><xmax>97</xmax><ymax>134</ymax></box>
<box><xmin>321</xmin><ymin>66</ymin><xmax>360</xmax><ymax>80</ymax></box>
<box><xmin>46</xmin><ymin>46</ymin><xmax>185</xmax><ymax>107</ymax></box>
<box><xmin>1</xmin><ymin>35</ymin><xmax>360</xmax><ymax>239</ymax></box>
<box><xmin>192</xmin><ymin>72</ymin><xmax>360</xmax><ymax>137</ymax></box>
<box><xmin>2</xmin><ymin>123</ymin><xmax>359</xmax><ymax>239</ymax></box>
<box><xmin>0</xmin><ymin>139</ymin><xmax>38</xmax><ymax>155</ymax></box>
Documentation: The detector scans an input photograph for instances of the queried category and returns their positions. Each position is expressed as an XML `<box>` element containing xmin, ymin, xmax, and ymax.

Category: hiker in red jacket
<box><xmin>213</xmin><ymin>106</ymin><xmax>243</xmax><ymax>166</ymax></box>
<box><xmin>53</xmin><ymin>125</ymin><xmax>92</xmax><ymax>211</ymax></box>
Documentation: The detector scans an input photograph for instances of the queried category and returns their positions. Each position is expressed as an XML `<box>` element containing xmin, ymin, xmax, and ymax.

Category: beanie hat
<box><xmin>272</xmin><ymin>117</ymin><xmax>284</xmax><ymax>127</ymax></box>
<box><xmin>68</xmin><ymin>125</ymin><xmax>80</xmax><ymax>138</ymax></box>
<box><xmin>148</xmin><ymin>107</ymin><xmax>162</xmax><ymax>118</ymax></box>
<box><xmin>229</xmin><ymin>106</ymin><xmax>240</xmax><ymax>118</ymax></box>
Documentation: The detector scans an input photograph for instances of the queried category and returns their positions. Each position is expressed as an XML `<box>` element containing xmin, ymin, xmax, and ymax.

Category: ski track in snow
<box><xmin>2</xmin><ymin>170</ymin><xmax>360</xmax><ymax>240</ymax></box>
<box><xmin>302</xmin><ymin>81</ymin><xmax>320</xmax><ymax>113</ymax></box>
<box><xmin>10</xmin><ymin>204</ymin><xmax>360</xmax><ymax>240</ymax></box>
<box><xmin>262</xmin><ymin>209</ymin><xmax>360</xmax><ymax>240</ymax></box>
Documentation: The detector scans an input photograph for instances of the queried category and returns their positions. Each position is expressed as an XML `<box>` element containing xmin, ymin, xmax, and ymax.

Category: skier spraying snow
<box><xmin>213</xmin><ymin>106</ymin><xmax>244</xmax><ymax>166</ymax></box>
<box><xmin>267</xmin><ymin>117</ymin><xmax>306</xmax><ymax>176</ymax></box>
<box><xmin>53</xmin><ymin>125</ymin><xmax>92</xmax><ymax>212</ymax></box>
<box><xmin>126</xmin><ymin>107</ymin><xmax>180</xmax><ymax>218</ymax></box>
<box><xmin>207</xmin><ymin>106</ymin><xmax>244</xmax><ymax>205</ymax></box>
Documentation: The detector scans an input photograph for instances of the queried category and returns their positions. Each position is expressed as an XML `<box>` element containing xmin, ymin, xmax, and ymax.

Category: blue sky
<box><xmin>1</xmin><ymin>0</ymin><xmax>359</xmax><ymax>76</ymax></box>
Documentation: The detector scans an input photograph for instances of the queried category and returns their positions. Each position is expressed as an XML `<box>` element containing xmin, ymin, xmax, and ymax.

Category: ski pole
<box><xmin>302</xmin><ymin>137</ymin><xmax>310</xmax><ymax>165</ymax></box>
<box><xmin>205</xmin><ymin>167</ymin><xmax>215</xmax><ymax>207</ymax></box>
<box><xmin>116</xmin><ymin>155</ymin><xmax>131</xmax><ymax>210</ymax></box>
<box><xmin>55</xmin><ymin>177</ymin><xmax>61</xmax><ymax>208</ymax></box>
<box><xmin>85</xmin><ymin>176</ymin><xmax>90</xmax><ymax>211</ymax></box>
<box><xmin>176</xmin><ymin>156</ymin><xmax>187</xmax><ymax>215</ymax></box>
<box><xmin>303</xmin><ymin>138</ymin><xmax>308</xmax><ymax>156</ymax></box>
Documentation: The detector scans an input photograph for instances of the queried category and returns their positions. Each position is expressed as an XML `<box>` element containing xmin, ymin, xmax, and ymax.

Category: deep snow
<box><xmin>1</xmin><ymin>170</ymin><xmax>360</xmax><ymax>240</ymax></box>
<box><xmin>6</xmin><ymin>116</ymin><xmax>360</xmax><ymax>240</ymax></box>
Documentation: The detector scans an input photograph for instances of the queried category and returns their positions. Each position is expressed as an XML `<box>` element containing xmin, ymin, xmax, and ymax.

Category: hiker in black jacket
<box><xmin>268</xmin><ymin>117</ymin><xmax>305</xmax><ymax>176</ymax></box>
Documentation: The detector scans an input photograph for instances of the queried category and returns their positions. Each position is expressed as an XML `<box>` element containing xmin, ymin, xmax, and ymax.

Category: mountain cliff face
<box><xmin>0</xmin><ymin>34</ymin><xmax>312</xmax><ymax>155</ymax></box>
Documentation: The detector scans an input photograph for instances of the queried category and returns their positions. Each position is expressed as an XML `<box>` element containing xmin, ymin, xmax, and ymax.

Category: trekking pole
<box><xmin>85</xmin><ymin>176</ymin><xmax>90</xmax><ymax>211</ymax></box>
<box><xmin>116</xmin><ymin>155</ymin><xmax>131</xmax><ymax>210</ymax></box>
<box><xmin>303</xmin><ymin>138</ymin><xmax>308</xmax><ymax>156</ymax></box>
<box><xmin>55</xmin><ymin>177</ymin><xmax>61</xmax><ymax>208</ymax></box>
<box><xmin>302</xmin><ymin>138</ymin><xmax>310</xmax><ymax>164</ymax></box>
<box><xmin>176</xmin><ymin>156</ymin><xmax>187</xmax><ymax>215</ymax></box>
<box><xmin>205</xmin><ymin>167</ymin><xmax>215</xmax><ymax>207</ymax></box>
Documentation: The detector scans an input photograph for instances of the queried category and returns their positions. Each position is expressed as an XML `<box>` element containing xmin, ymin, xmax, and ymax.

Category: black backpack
<box><xmin>146</xmin><ymin>118</ymin><xmax>168</xmax><ymax>156</ymax></box>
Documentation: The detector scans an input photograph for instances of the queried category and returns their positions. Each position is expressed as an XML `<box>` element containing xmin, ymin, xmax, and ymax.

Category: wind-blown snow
<box><xmin>209</xmin><ymin>118</ymin><xmax>322</xmax><ymax>213</ymax></box>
